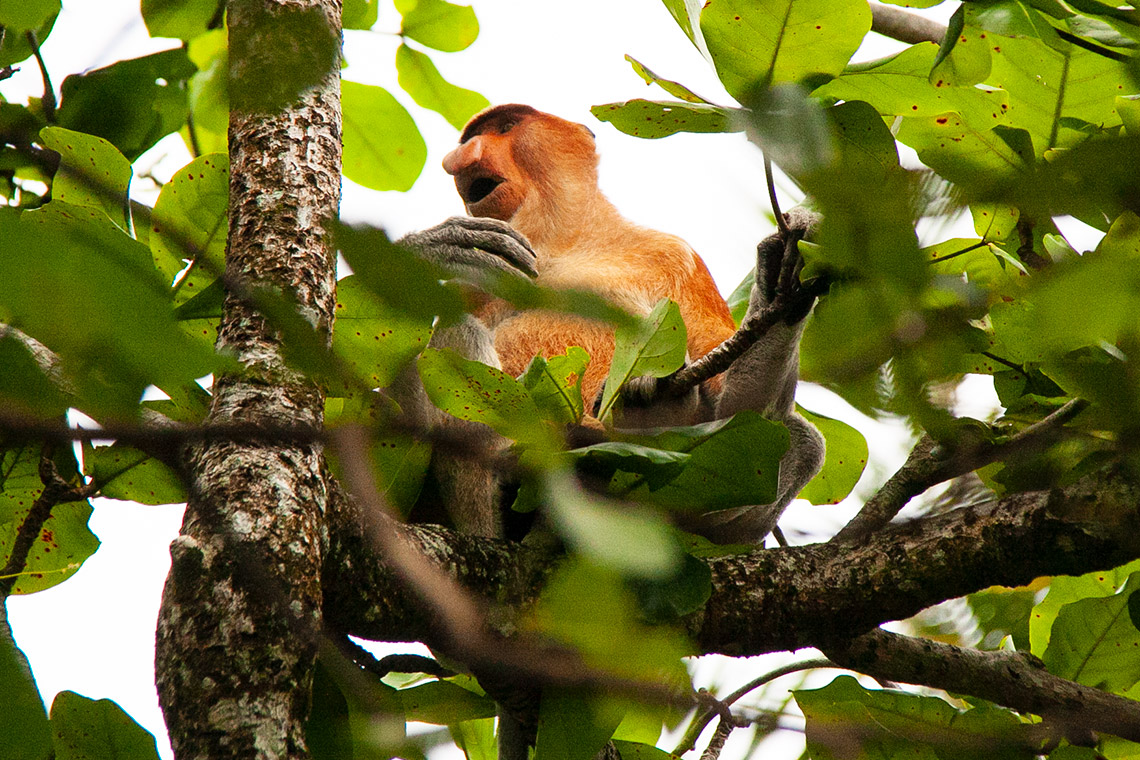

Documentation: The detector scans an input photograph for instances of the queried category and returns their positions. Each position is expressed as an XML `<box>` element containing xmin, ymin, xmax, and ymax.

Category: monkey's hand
<box><xmin>398</xmin><ymin>216</ymin><xmax>538</xmax><ymax>286</ymax></box>
<box><xmin>756</xmin><ymin>208</ymin><xmax>821</xmax><ymax>326</ymax></box>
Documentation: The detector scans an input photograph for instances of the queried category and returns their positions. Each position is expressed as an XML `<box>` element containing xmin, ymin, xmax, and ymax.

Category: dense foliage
<box><xmin>1</xmin><ymin>0</ymin><xmax>1139</xmax><ymax>758</ymax></box>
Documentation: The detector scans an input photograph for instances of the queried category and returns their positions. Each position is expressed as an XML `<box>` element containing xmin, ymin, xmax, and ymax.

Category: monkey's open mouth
<box><xmin>462</xmin><ymin>175</ymin><xmax>504</xmax><ymax>204</ymax></box>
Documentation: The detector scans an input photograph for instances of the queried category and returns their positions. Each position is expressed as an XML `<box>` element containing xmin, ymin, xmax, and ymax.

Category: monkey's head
<box><xmin>443</xmin><ymin>104</ymin><xmax>599</xmax><ymax>224</ymax></box>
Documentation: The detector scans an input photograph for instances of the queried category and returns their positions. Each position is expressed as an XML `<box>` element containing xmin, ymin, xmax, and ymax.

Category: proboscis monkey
<box><xmin>394</xmin><ymin>103</ymin><xmax>825</xmax><ymax>760</ymax></box>
<box><xmin>399</xmin><ymin>104</ymin><xmax>823</xmax><ymax>540</ymax></box>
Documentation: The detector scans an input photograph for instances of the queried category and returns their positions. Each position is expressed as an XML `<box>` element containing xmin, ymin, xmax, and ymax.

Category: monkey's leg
<box><xmin>696</xmin><ymin>210</ymin><xmax>825</xmax><ymax>544</ymax></box>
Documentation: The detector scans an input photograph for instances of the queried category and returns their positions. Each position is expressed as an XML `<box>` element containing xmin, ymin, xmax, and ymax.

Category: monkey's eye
<box><xmin>496</xmin><ymin>119</ymin><xmax>519</xmax><ymax>134</ymax></box>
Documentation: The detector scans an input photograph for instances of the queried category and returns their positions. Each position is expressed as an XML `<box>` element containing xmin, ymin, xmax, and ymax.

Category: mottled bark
<box><xmin>826</xmin><ymin>629</ymin><xmax>1140</xmax><ymax>744</ymax></box>
<box><xmin>154</xmin><ymin>1</ymin><xmax>341</xmax><ymax>758</ymax></box>
<box><xmin>321</xmin><ymin>466</ymin><xmax>1140</xmax><ymax>739</ymax></box>
<box><xmin>328</xmin><ymin>465</ymin><xmax>1140</xmax><ymax>650</ymax></box>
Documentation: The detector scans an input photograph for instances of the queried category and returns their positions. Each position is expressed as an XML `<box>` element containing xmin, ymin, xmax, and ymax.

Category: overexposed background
<box><xmin>3</xmin><ymin>2</ymin><xmax>1035</xmax><ymax>758</ymax></box>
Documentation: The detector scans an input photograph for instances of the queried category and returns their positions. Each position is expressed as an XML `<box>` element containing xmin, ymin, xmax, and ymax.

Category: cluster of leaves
<box><xmin>591</xmin><ymin>0</ymin><xmax>1140</xmax><ymax>757</ymax></box>
<box><xmin>0</xmin><ymin>0</ymin><xmax>488</xmax><ymax>197</ymax></box>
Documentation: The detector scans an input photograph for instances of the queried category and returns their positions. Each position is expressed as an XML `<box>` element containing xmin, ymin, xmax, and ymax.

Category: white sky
<box><xmin>1</xmin><ymin>2</ymin><xmax>1008</xmax><ymax>759</ymax></box>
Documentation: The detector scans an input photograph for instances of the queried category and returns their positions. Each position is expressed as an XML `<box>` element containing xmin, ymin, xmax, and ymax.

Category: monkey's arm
<box><xmin>698</xmin><ymin>209</ymin><xmax>825</xmax><ymax>543</ymax></box>
<box><xmin>390</xmin><ymin>217</ymin><xmax>538</xmax><ymax>538</ymax></box>
<box><xmin>397</xmin><ymin>215</ymin><xmax>537</xmax><ymax>284</ymax></box>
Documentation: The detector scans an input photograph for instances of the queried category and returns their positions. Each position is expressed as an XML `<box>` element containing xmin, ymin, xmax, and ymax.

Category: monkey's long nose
<box><xmin>442</xmin><ymin>138</ymin><xmax>482</xmax><ymax>175</ymax></box>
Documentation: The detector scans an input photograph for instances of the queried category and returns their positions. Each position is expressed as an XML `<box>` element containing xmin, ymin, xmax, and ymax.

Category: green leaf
<box><xmin>967</xmin><ymin>586</ymin><xmax>1036</xmax><ymax>651</ymax></box>
<box><xmin>660</xmin><ymin>0</ymin><xmax>701</xmax><ymax>45</ymax></box>
<box><xmin>1019</xmin><ymin>211</ymin><xmax>1140</xmax><ymax>355</ymax></box>
<box><xmin>150</xmin><ymin>153</ymin><xmax>229</xmax><ymax>308</ymax></box>
<box><xmin>814</xmin><ymin>42</ymin><xmax>1010</xmax><ymax>128</ymax></box>
<box><xmin>417</xmin><ymin>348</ymin><xmax>553</xmax><ymax>447</ymax></box>
<box><xmin>1028</xmin><ymin>558</ymin><xmax>1140</xmax><ymax>655</ymax></box>
<box><xmin>598</xmin><ymin>299</ymin><xmax>687</xmax><ymax>421</ymax></box>
<box><xmin>896</xmin><ymin>111</ymin><xmax>1029</xmax><ymax>192</ymax></box>
<box><xmin>0</xmin><ymin>204</ymin><xmax>215</xmax><ymax>417</ymax></box>
<box><xmin>745</xmin><ymin>83</ymin><xmax>835</xmax><ymax>176</ymax></box>
<box><xmin>355</xmin><ymin>427</ymin><xmax>430</xmax><ymax>519</ymax></box>
<box><xmin>307</xmin><ymin>654</ymin><xmax>407</xmax><ymax>760</ymax></box>
<box><xmin>0</xmin><ymin>0</ymin><xmax>59</xmax><ymax>31</ymax></box>
<box><xmin>142</xmin><ymin>380</ymin><xmax>212</xmax><ymax>424</ymax></box>
<box><xmin>611</xmin><ymin>740</ymin><xmax>679</xmax><ymax>760</ymax></box>
<box><xmin>1118</xmin><ymin>95</ymin><xmax>1140</xmax><ymax>136</ymax></box>
<box><xmin>535</xmin><ymin>690</ymin><xmax>624</xmax><ymax>760</ymax></box>
<box><xmin>931</xmin><ymin>6</ymin><xmax>992</xmax><ymax>87</ymax></box>
<box><xmin>878</xmin><ymin>0</ymin><xmax>945</xmax><ymax>6</ymax></box>
<box><xmin>521</xmin><ymin>347</ymin><xmax>589</xmax><ymax>425</ymax></box>
<box><xmin>451</xmin><ymin>717</ymin><xmax>496</xmax><ymax>760</ymax></box>
<box><xmin>186</xmin><ymin>29</ymin><xmax>229</xmax><ymax>139</ymax></box>
<box><xmin>726</xmin><ymin>268</ymin><xmax>754</xmax><ymax>326</ymax></box>
<box><xmin>924</xmin><ymin>237</ymin><xmax>1024</xmax><ymax>292</ymax></box>
<box><xmin>0</xmin><ymin>442</ymin><xmax>99</xmax><ymax>596</ymax></box>
<box><xmin>626</xmin><ymin>552</ymin><xmax>712</xmax><ymax>623</ymax></box>
<box><xmin>397</xmin><ymin>0</ymin><xmax>479</xmax><ymax>52</ymax></box>
<box><xmin>40</xmin><ymin>127</ymin><xmax>133</xmax><ymax>233</ymax></box>
<box><xmin>395</xmin><ymin>44</ymin><xmax>490</xmax><ymax>130</ymax></box>
<box><xmin>331</xmin><ymin>275</ymin><xmax>433</xmax><ymax>392</ymax></box>
<box><xmin>0</xmin><ymin>6</ymin><xmax>58</xmax><ymax>68</ymax></box>
<box><xmin>543</xmin><ymin>473</ymin><xmax>683</xmax><ymax>579</ymax></box>
<box><xmin>796</xmin><ymin>675</ymin><xmax>1033</xmax><ymax>760</ymax></box>
<box><xmin>595</xmin><ymin>412</ymin><xmax>787</xmax><ymax>512</ymax></box>
<box><xmin>701</xmin><ymin>0</ymin><xmax>871</xmax><ymax>101</ymax></box>
<box><xmin>1044</xmin><ymin>571</ymin><xmax>1140</xmax><ymax>692</ymax></box>
<box><xmin>0</xmin><ymin>334</ymin><xmax>69</xmax><ymax>418</ymax></box>
<box><xmin>971</xmin><ymin>204</ymin><xmax>1020</xmax><ymax>243</ymax></box>
<box><xmin>0</xmin><ymin>604</ymin><xmax>52</xmax><ymax>760</ymax></box>
<box><xmin>397</xmin><ymin>681</ymin><xmax>496</xmax><ymax>724</ymax></box>
<box><xmin>50</xmin><ymin>691</ymin><xmax>159</xmax><ymax>760</ymax></box>
<box><xmin>56</xmin><ymin>49</ymin><xmax>194</xmax><ymax>162</ymax></box>
<box><xmin>342</xmin><ymin>80</ymin><xmax>427</xmax><ymax>192</ymax></box>
<box><xmin>624</xmin><ymin>55</ymin><xmax>712</xmax><ymax>104</ymax></box>
<box><xmin>590</xmin><ymin>99</ymin><xmax>738</xmax><ymax>139</ymax></box>
<box><xmin>525</xmin><ymin>559</ymin><xmax>692</xmax><ymax>678</ymax></box>
<box><xmin>140</xmin><ymin>0</ymin><xmax>219</xmax><ymax>40</ymax></box>
<box><xmin>335</xmin><ymin>225</ymin><xmax>474</xmax><ymax>331</ymax></box>
<box><xmin>343</xmin><ymin>0</ymin><xmax>379</xmax><ymax>30</ymax></box>
<box><xmin>307</xmin><ymin>659</ymin><xmax>354</xmax><ymax>760</ymax></box>
<box><xmin>82</xmin><ymin>443</ymin><xmax>187</xmax><ymax>506</ymax></box>
<box><xmin>984</xmin><ymin>22</ymin><xmax>1131</xmax><ymax>153</ymax></box>
<box><xmin>797</xmin><ymin>407</ymin><xmax>867</xmax><ymax>505</ymax></box>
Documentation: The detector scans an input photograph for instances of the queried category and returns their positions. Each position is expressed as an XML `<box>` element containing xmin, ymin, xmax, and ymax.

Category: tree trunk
<box><xmin>155</xmin><ymin>1</ymin><xmax>342</xmax><ymax>757</ymax></box>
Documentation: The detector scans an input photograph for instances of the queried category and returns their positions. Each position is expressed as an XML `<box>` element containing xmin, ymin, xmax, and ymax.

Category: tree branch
<box><xmin>869</xmin><ymin>3</ymin><xmax>947</xmax><ymax>46</ymax></box>
<box><xmin>825</xmin><ymin>629</ymin><xmax>1140</xmax><ymax>743</ymax></box>
<box><xmin>326</xmin><ymin>465</ymin><xmax>1140</xmax><ymax>740</ymax></box>
<box><xmin>833</xmin><ymin>399</ymin><xmax>1089</xmax><ymax>543</ymax></box>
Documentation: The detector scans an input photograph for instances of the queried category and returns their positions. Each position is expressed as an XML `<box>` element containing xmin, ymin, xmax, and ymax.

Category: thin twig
<box><xmin>927</xmin><ymin>240</ymin><xmax>990</xmax><ymax>265</ymax></box>
<box><xmin>981</xmin><ymin>351</ymin><xmax>1021</xmax><ymax>371</ymax></box>
<box><xmin>697</xmin><ymin>717</ymin><xmax>734</xmax><ymax>760</ymax></box>
<box><xmin>24</xmin><ymin>31</ymin><xmax>56</xmax><ymax>122</ymax></box>
<box><xmin>0</xmin><ymin>445</ymin><xmax>90</xmax><ymax>596</ymax></box>
<box><xmin>673</xmin><ymin>658</ymin><xmax>835</xmax><ymax>755</ymax></box>
<box><xmin>832</xmin><ymin>398</ymin><xmax>1090</xmax><ymax>544</ymax></box>
<box><xmin>765</xmin><ymin>155</ymin><xmax>788</xmax><ymax>239</ymax></box>
<box><xmin>659</xmin><ymin>300</ymin><xmax>786</xmax><ymax>395</ymax></box>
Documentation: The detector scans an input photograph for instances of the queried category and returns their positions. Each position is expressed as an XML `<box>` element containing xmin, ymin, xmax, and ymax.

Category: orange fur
<box><xmin>444</xmin><ymin>105</ymin><xmax>736</xmax><ymax>410</ymax></box>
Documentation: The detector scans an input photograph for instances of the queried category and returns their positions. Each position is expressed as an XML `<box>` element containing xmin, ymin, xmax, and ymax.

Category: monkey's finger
<box><xmin>445</xmin><ymin>226</ymin><xmax>537</xmax><ymax>278</ymax></box>
<box><xmin>445</xmin><ymin>216</ymin><xmax>536</xmax><ymax>256</ymax></box>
